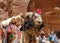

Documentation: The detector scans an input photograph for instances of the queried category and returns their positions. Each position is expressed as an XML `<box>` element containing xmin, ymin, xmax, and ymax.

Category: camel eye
<box><xmin>35</xmin><ymin>16</ymin><xmax>38</xmax><ymax>18</ymax></box>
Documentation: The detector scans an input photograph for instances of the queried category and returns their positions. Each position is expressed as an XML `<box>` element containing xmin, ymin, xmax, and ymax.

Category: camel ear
<box><xmin>33</xmin><ymin>16</ymin><xmax>37</xmax><ymax>20</ymax></box>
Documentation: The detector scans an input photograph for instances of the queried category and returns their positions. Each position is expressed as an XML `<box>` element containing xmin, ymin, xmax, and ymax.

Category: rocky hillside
<box><xmin>0</xmin><ymin>0</ymin><xmax>30</xmax><ymax>23</ymax></box>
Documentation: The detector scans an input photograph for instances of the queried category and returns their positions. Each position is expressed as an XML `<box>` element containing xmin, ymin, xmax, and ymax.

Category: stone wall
<box><xmin>27</xmin><ymin>0</ymin><xmax>60</xmax><ymax>13</ymax></box>
<box><xmin>44</xmin><ymin>7</ymin><xmax>60</xmax><ymax>33</ymax></box>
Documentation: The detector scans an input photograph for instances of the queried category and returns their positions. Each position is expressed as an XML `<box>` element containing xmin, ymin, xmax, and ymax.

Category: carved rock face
<box><xmin>27</xmin><ymin>0</ymin><xmax>60</xmax><ymax>13</ymax></box>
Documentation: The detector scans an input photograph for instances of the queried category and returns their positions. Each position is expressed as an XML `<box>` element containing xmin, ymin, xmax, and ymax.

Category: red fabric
<box><xmin>8</xmin><ymin>29</ymin><xmax>11</xmax><ymax>32</ymax></box>
<box><xmin>11</xmin><ymin>24</ymin><xmax>17</xmax><ymax>30</ymax></box>
<box><xmin>7</xmin><ymin>26</ymin><xmax>11</xmax><ymax>32</ymax></box>
<box><xmin>0</xmin><ymin>30</ymin><xmax>2</xmax><ymax>36</ymax></box>
<box><xmin>36</xmin><ymin>9</ymin><xmax>41</xmax><ymax>14</ymax></box>
<box><xmin>18</xmin><ymin>31</ymin><xmax>21</xmax><ymax>39</ymax></box>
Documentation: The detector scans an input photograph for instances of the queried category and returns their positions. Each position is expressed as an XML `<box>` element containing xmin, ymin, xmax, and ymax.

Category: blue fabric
<box><xmin>48</xmin><ymin>37</ymin><xmax>51</xmax><ymax>41</ymax></box>
<box><xmin>50</xmin><ymin>34</ymin><xmax>58</xmax><ymax>42</ymax></box>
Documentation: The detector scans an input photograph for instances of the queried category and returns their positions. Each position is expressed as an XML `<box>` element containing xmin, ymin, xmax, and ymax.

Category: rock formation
<box><xmin>0</xmin><ymin>0</ymin><xmax>30</xmax><ymax>24</ymax></box>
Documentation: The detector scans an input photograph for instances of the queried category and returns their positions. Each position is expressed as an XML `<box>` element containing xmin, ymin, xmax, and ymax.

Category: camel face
<box><xmin>25</xmin><ymin>12</ymin><xmax>42</xmax><ymax>23</ymax></box>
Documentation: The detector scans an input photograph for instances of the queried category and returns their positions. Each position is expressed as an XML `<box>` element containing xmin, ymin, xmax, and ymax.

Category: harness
<box><xmin>20</xmin><ymin>19</ymin><xmax>34</xmax><ymax>31</ymax></box>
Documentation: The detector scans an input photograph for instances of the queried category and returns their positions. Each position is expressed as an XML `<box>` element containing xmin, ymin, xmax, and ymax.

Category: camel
<box><xmin>20</xmin><ymin>11</ymin><xmax>44</xmax><ymax>43</ymax></box>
